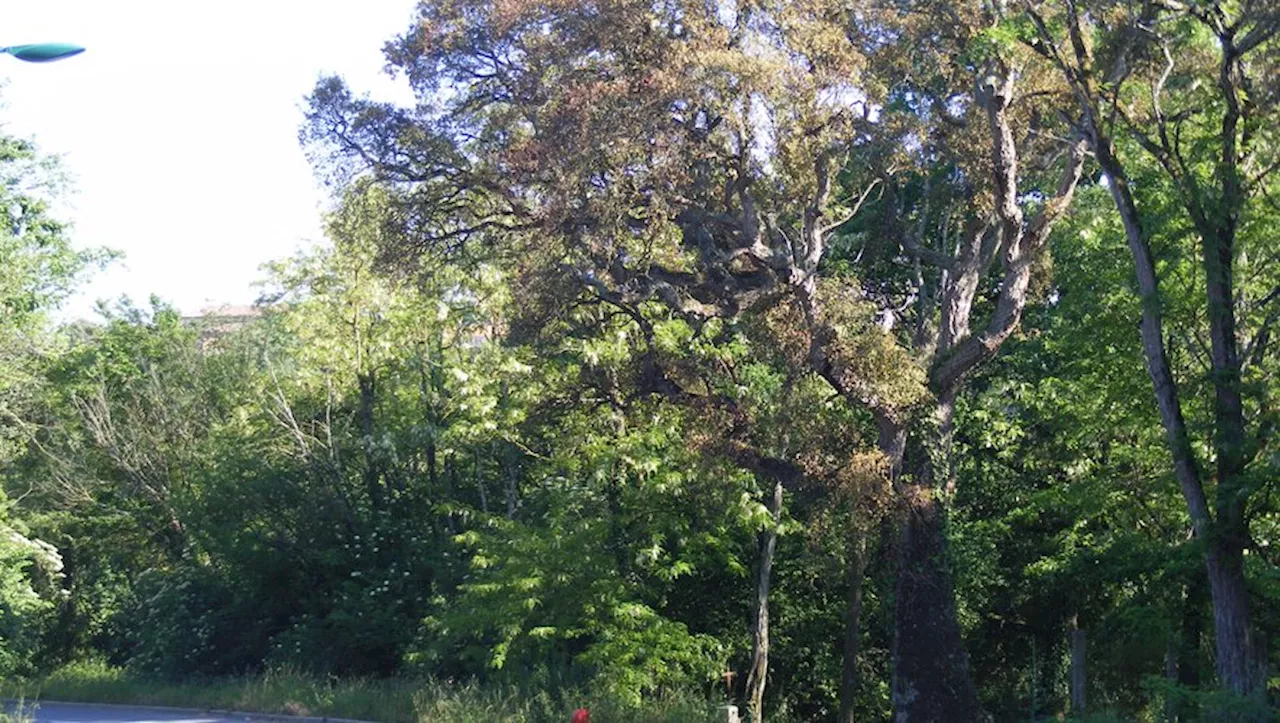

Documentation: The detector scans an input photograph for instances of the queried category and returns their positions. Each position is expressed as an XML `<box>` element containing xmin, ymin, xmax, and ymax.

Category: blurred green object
<box><xmin>1</xmin><ymin>43</ymin><xmax>85</xmax><ymax>62</ymax></box>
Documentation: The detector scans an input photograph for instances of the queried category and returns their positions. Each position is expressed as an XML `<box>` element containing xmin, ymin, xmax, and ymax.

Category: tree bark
<box><xmin>1204</xmin><ymin>545</ymin><xmax>1259</xmax><ymax>699</ymax></box>
<box><xmin>891</xmin><ymin>484</ymin><xmax>982</xmax><ymax>722</ymax></box>
<box><xmin>1030</xmin><ymin>4</ymin><xmax>1267</xmax><ymax>701</ymax></box>
<box><xmin>1093</xmin><ymin>141</ymin><xmax>1262</xmax><ymax>703</ymax></box>
<box><xmin>886</xmin><ymin>403</ymin><xmax>983</xmax><ymax>723</ymax></box>
<box><xmin>1069</xmin><ymin>616</ymin><xmax>1086</xmax><ymax>716</ymax></box>
<box><xmin>474</xmin><ymin>455</ymin><xmax>488</xmax><ymax>514</ymax></box>
<box><xmin>1177</xmin><ymin>577</ymin><xmax>1206</xmax><ymax>721</ymax></box>
<box><xmin>1197</xmin><ymin>218</ymin><xmax>1260</xmax><ymax>700</ymax></box>
<box><xmin>838</xmin><ymin>527</ymin><xmax>867</xmax><ymax>723</ymax></box>
<box><xmin>502</xmin><ymin>451</ymin><xmax>519</xmax><ymax>519</ymax></box>
<box><xmin>746</xmin><ymin>479</ymin><xmax>783</xmax><ymax>723</ymax></box>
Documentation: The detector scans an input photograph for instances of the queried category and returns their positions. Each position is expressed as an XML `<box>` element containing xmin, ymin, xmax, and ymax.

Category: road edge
<box><xmin>2</xmin><ymin>697</ymin><xmax>375</xmax><ymax>723</ymax></box>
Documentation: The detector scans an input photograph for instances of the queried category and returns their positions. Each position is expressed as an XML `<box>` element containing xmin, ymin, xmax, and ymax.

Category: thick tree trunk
<box><xmin>745</xmin><ymin>479</ymin><xmax>783</xmax><ymax>722</ymax></box>
<box><xmin>891</xmin><ymin>485</ymin><xmax>982</xmax><ymax>722</ymax></box>
<box><xmin>1197</xmin><ymin>222</ymin><xmax>1261</xmax><ymax>700</ymax></box>
<box><xmin>838</xmin><ymin>528</ymin><xmax>867</xmax><ymax>723</ymax></box>
<box><xmin>885</xmin><ymin>405</ymin><xmax>983</xmax><ymax>723</ymax></box>
<box><xmin>1204</xmin><ymin>543</ymin><xmax>1259</xmax><ymax>698</ymax></box>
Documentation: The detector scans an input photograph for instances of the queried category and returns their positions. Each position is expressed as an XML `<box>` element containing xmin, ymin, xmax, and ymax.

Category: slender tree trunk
<box><xmin>885</xmin><ymin>402</ymin><xmax>983</xmax><ymax>722</ymax></box>
<box><xmin>357</xmin><ymin>371</ymin><xmax>383</xmax><ymax>509</ymax></box>
<box><xmin>1096</xmin><ymin>143</ymin><xmax>1261</xmax><ymax>703</ymax></box>
<box><xmin>426</xmin><ymin>437</ymin><xmax>439</xmax><ymax>490</ymax></box>
<box><xmin>474</xmin><ymin>455</ymin><xmax>488</xmax><ymax>514</ymax></box>
<box><xmin>418</xmin><ymin>338</ymin><xmax>442</xmax><ymax>493</ymax></box>
<box><xmin>745</xmin><ymin>479</ymin><xmax>783</xmax><ymax>722</ymax></box>
<box><xmin>839</xmin><ymin>527</ymin><xmax>867</xmax><ymax>723</ymax></box>
<box><xmin>502</xmin><ymin>452</ymin><xmax>519</xmax><ymax>519</ymax></box>
<box><xmin>1177</xmin><ymin>577</ymin><xmax>1206</xmax><ymax>721</ymax></box>
<box><xmin>1069</xmin><ymin>615</ymin><xmax>1086</xmax><ymax>716</ymax></box>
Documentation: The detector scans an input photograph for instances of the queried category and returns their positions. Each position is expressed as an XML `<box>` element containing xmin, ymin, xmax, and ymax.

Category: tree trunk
<box><xmin>503</xmin><ymin>453</ymin><xmax>519</xmax><ymax>519</ymax></box>
<box><xmin>1197</xmin><ymin>222</ymin><xmax>1261</xmax><ymax>701</ymax></box>
<box><xmin>1177</xmin><ymin>577</ymin><xmax>1206</xmax><ymax>721</ymax></box>
<box><xmin>891</xmin><ymin>486</ymin><xmax>982</xmax><ymax>722</ymax></box>
<box><xmin>1204</xmin><ymin>544</ymin><xmax>1259</xmax><ymax>699</ymax></box>
<box><xmin>474</xmin><ymin>455</ymin><xmax>488</xmax><ymax>515</ymax></box>
<box><xmin>418</xmin><ymin>341</ymin><xmax>442</xmax><ymax>493</ymax></box>
<box><xmin>839</xmin><ymin>527</ymin><xmax>867</xmax><ymax>723</ymax></box>
<box><xmin>746</xmin><ymin>479</ymin><xmax>783</xmax><ymax>723</ymax></box>
<box><xmin>357</xmin><ymin>371</ymin><xmax>383</xmax><ymax>509</ymax></box>
<box><xmin>1095</xmin><ymin>142</ymin><xmax>1262</xmax><ymax>705</ymax></box>
<box><xmin>1069</xmin><ymin>616</ymin><xmax>1086</xmax><ymax>716</ymax></box>
<box><xmin>886</xmin><ymin>403</ymin><xmax>983</xmax><ymax>722</ymax></box>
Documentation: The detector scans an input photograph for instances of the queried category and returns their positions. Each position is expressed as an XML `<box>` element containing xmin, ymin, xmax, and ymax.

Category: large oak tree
<box><xmin>304</xmin><ymin>0</ymin><xmax>1087</xmax><ymax>717</ymax></box>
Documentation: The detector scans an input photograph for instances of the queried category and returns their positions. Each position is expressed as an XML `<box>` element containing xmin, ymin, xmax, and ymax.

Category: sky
<box><xmin>0</xmin><ymin>0</ymin><xmax>419</xmax><ymax>319</ymax></box>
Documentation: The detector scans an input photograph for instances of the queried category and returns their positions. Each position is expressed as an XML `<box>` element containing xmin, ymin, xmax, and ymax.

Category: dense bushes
<box><xmin>0</xmin><ymin>499</ymin><xmax>62</xmax><ymax>678</ymax></box>
<box><xmin>0</xmin><ymin>2</ymin><xmax>1276</xmax><ymax>715</ymax></box>
<box><xmin>4</xmin><ymin>234</ymin><xmax>1275</xmax><ymax>717</ymax></box>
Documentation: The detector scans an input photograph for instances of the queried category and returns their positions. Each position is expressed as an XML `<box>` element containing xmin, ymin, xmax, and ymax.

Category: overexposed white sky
<box><xmin>1</xmin><ymin>1</ymin><xmax>419</xmax><ymax>318</ymax></box>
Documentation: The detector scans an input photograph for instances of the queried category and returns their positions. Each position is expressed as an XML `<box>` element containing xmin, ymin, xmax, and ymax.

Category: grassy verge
<box><xmin>1</xmin><ymin>660</ymin><xmax>728</xmax><ymax>723</ymax></box>
<box><xmin>0</xmin><ymin>698</ymin><xmax>34</xmax><ymax>723</ymax></box>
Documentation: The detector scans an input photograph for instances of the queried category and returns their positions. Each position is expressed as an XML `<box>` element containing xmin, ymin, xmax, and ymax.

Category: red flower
<box><xmin>571</xmin><ymin>708</ymin><xmax>590</xmax><ymax>723</ymax></box>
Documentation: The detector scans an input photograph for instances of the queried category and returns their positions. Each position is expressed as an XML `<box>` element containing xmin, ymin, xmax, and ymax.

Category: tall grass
<box><xmin>0</xmin><ymin>698</ymin><xmax>34</xmax><ymax>723</ymax></box>
<box><xmin>1</xmin><ymin>660</ymin><xmax>727</xmax><ymax>722</ymax></box>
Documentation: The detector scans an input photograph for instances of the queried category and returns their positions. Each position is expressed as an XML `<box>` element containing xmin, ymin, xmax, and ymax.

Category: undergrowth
<box><xmin>1</xmin><ymin>660</ymin><xmax>729</xmax><ymax>722</ymax></box>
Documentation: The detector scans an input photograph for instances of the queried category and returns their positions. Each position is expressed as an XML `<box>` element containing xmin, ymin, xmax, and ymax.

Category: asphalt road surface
<box><xmin>7</xmin><ymin>701</ymin><xmax>267</xmax><ymax>723</ymax></box>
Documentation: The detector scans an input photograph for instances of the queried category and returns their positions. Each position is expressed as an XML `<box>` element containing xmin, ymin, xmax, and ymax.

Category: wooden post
<box><xmin>1069</xmin><ymin>615</ymin><xmax>1086</xmax><ymax>715</ymax></box>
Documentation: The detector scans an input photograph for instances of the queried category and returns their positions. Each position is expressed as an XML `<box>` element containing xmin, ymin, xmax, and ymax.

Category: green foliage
<box><xmin>416</xmin><ymin>400</ymin><xmax>749</xmax><ymax>699</ymax></box>
<box><xmin>0</xmin><ymin>494</ymin><xmax>63</xmax><ymax>678</ymax></box>
<box><xmin>0</xmin><ymin>5</ymin><xmax>1277</xmax><ymax>720</ymax></box>
<box><xmin>3</xmin><ymin>660</ymin><xmax>729</xmax><ymax>723</ymax></box>
<box><xmin>0</xmin><ymin>124</ymin><xmax>101</xmax><ymax>680</ymax></box>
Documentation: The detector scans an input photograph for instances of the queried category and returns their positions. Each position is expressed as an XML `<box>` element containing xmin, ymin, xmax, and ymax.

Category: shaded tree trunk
<box><xmin>839</xmin><ymin>527</ymin><xmax>867</xmax><ymax>723</ymax></box>
<box><xmin>474</xmin><ymin>455</ymin><xmax>488</xmax><ymax>515</ymax></box>
<box><xmin>745</xmin><ymin>479</ymin><xmax>783</xmax><ymax>722</ymax></box>
<box><xmin>1196</xmin><ymin>213</ymin><xmax>1261</xmax><ymax>701</ymax></box>
<box><xmin>1026</xmin><ymin>5</ymin><xmax>1269</xmax><ymax>701</ymax></box>
<box><xmin>1069</xmin><ymin>615</ymin><xmax>1086</xmax><ymax>716</ymax></box>
<box><xmin>1092</xmin><ymin>140</ymin><xmax>1262</xmax><ymax>703</ymax></box>
<box><xmin>883</xmin><ymin>404</ymin><xmax>983</xmax><ymax>723</ymax></box>
<box><xmin>502</xmin><ymin>450</ymin><xmax>519</xmax><ymax>519</ymax></box>
<box><xmin>1204</xmin><ymin>545</ymin><xmax>1259</xmax><ymax>699</ymax></box>
<box><xmin>891</xmin><ymin>488</ymin><xmax>982</xmax><ymax>722</ymax></box>
<box><xmin>417</xmin><ymin>331</ymin><xmax>445</xmax><ymax>494</ymax></box>
<box><xmin>1176</xmin><ymin>577</ymin><xmax>1206</xmax><ymax>721</ymax></box>
<box><xmin>357</xmin><ymin>371</ymin><xmax>383</xmax><ymax>509</ymax></box>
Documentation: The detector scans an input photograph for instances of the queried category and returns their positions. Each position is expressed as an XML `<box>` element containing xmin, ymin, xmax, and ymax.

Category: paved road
<box><xmin>7</xmin><ymin>701</ymin><xmax>263</xmax><ymax>723</ymax></box>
